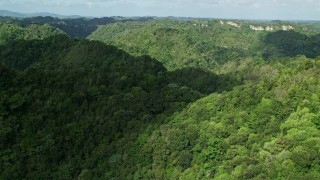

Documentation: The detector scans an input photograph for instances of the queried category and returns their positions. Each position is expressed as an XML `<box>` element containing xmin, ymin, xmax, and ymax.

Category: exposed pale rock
<box><xmin>250</xmin><ymin>25</ymin><xmax>264</xmax><ymax>31</ymax></box>
<box><xmin>282</xmin><ymin>25</ymin><xmax>294</xmax><ymax>30</ymax></box>
<box><xmin>265</xmin><ymin>26</ymin><xmax>274</xmax><ymax>31</ymax></box>
<box><xmin>226</xmin><ymin>21</ymin><xmax>240</xmax><ymax>28</ymax></box>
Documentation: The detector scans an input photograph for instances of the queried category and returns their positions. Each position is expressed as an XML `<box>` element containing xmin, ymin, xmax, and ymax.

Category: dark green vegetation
<box><xmin>89</xmin><ymin>19</ymin><xmax>320</xmax><ymax>71</ymax></box>
<box><xmin>1</xmin><ymin>18</ymin><xmax>320</xmax><ymax>179</ymax></box>
<box><xmin>103</xmin><ymin>57</ymin><xmax>320</xmax><ymax>179</ymax></box>
<box><xmin>0</xmin><ymin>22</ymin><xmax>64</xmax><ymax>44</ymax></box>
<box><xmin>89</xmin><ymin>20</ymin><xmax>257</xmax><ymax>71</ymax></box>
<box><xmin>0</xmin><ymin>34</ymin><xmax>239</xmax><ymax>179</ymax></box>
<box><xmin>262</xmin><ymin>31</ymin><xmax>320</xmax><ymax>59</ymax></box>
<box><xmin>0</xmin><ymin>16</ymin><xmax>154</xmax><ymax>38</ymax></box>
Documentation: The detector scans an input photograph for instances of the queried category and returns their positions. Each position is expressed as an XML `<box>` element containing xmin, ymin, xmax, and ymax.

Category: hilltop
<box><xmin>0</xmin><ymin>16</ymin><xmax>320</xmax><ymax>179</ymax></box>
<box><xmin>0</xmin><ymin>10</ymin><xmax>82</xmax><ymax>19</ymax></box>
<box><xmin>89</xmin><ymin>19</ymin><xmax>320</xmax><ymax>71</ymax></box>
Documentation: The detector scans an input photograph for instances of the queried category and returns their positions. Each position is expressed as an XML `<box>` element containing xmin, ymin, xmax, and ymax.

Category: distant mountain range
<box><xmin>0</xmin><ymin>10</ymin><xmax>82</xmax><ymax>19</ymax></box>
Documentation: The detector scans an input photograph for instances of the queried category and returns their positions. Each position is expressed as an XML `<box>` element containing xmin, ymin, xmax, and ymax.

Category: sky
<box><xmin>1</xmin><ymin>0</ymin><xmax>320</xmax><ymax>20</ymax></box>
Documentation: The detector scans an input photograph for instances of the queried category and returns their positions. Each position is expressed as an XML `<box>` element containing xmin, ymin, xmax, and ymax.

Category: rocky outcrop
<box><xmin>226</xmin><ymin>21</ymin><xmax>241</xmax><ymax>28</ymax></box>
<box><xmin>250</xmin><ymin>25</ymin><xmax>264</xmax><ymax>31</ymax></box>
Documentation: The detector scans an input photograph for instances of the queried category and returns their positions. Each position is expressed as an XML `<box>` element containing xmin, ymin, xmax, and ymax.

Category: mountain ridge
<box><xmin>1</xmin><ymin>16</ymin><xmax>320</xmax><ymax>179</ymax></box>
<box><xmin>0</xmin><ymin>10</ymin><xmax>83</xmax><ymax>19</ymax></box>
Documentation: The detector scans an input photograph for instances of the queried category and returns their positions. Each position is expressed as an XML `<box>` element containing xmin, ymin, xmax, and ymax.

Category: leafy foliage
<box><xmin>1</xmin><ymin>19</ymin><xmax>320</xmax><ymax>179</ymax></box>
<box><xmin>262</xmin><ymin>30</ymin><xmax>320</xmax><ymax>59</ymax></box>
<box><xmin>0</xmin><ymin>22</ymin><xmax>63</xmax><ymax>44</ymax></box>
<box><xmin>89</xmin><ymin>20</ymin><xmax>262</xmax><ymax>71</ymax></box>
<box><xmin>96</xmin><ymin>57</ymin><xmax>320</xmax><ymax>179</ymax></box>
<box><xmin>0</xmin><ymin>16</ymin><xmax>154</xmax><ymax>38</ymax></box>
<box><xmin>89</xmin><ymin>19</ymin><xmax>320</xmax><ymax>72</ymax></box>
<box><xmin>0</xmin><ymin>35</ymin><xmax>240</xmax><ymax>179</ymax></box>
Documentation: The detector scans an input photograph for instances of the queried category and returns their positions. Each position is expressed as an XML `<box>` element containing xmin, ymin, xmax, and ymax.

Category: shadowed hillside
<box><xmin>1</xmin><ymin>18</ymin><xmax>320</xmax><ymax>179</ymax></box>
<box><xmin>0</xmin><ymin>35</ymin><xmax>241</xmax><ymax>179</ymax></box>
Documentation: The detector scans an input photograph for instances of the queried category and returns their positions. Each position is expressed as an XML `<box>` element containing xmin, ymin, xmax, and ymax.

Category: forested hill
<box><xmin>1</xmin><ymin>34</ymin><xmax>320</xmax><ymax>179</ymax></box>
<box><xmin>89</xmin><ymin>19</ymin><xmax>320</xmax><ymax>71</ymax></box>
<box><xmin>0</xmin><ymin>35</ymin><xmax>240</xmax><ymax>179</ymax></box>
<box><xmin>99</xmin><ymin>56</ymin><xmax>320</xmax><ymax>179</ymax></box>
<box><xmin>1</xmin><ymin>18</ymin><xmax>320</xmax><ymax>179</ymax></box>
<box><xmin>0</xmin><ymin>22</ymin><xmax>64</xmax><ymax>44</ymax></box>
<box><xmin>0</xmin><ymin>16</ymin><xmax>154</xmax><ymax>38</ymax></box>
<box><xmin>89</xmin><ymin>20</ymin><xmax>257</xmax><ymax>71</ymax></box>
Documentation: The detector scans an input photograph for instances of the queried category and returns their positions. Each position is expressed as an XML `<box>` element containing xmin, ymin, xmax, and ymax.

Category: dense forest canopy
<box><xmin>0</xmin><ymin>22</ymin><xmax>64</xmax><ymax>44</ymax></box>
<box><xmin>0</xmin><ymin>17</ymin><xmax>320</xmax><ymax>179</ymax></box>
<box><xmin>0</xmin><ymin>16</ymin><xmax>154</xmax><ymax>38</ymax></box>
<box><xmin>89</xmin><ymin>19</ymin><xmax>320</xmax><ymax>72</ymax></box>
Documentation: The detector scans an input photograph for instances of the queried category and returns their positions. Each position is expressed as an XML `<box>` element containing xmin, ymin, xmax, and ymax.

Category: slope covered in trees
<box><xmin>89</xmin><ymin>20</ymin><xmax>260</xmax><ymax>71</ymax></box>
<box><xmin>262</xmin><ymin>30</ymin><xmax>320</xmax><ymax>59</ymax></box>
<box><xmin>1</xmin><ymin>18</ymin><xmax>320</xmax><ymax>179</ymax></box>
<box><xmin>0</xmin><ymin>22</ymin><xmax>63</xmax><ymax>44</ymax></box>
<box><xmin>89</xmin><ymin>19</ymin><xmax>320</xmax><ymax>71</ymax></box>
<box><xmin>0</xmin><ymin>16</ymin><xmax>154</xmax><ymax>38</ymax></box>
<box><xmin>99</xmin><ymin>56</ymin><xmax>320</xmax><ymax>179</ymax></box>
<box><xmin>0</xmin><ymin>35</ymin><xmax>241</xmax><ymax>179</ymax></box>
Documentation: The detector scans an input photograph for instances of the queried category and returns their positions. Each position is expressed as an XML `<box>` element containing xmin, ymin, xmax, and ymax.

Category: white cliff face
<box><xmin>193</xmin><ymin>23</ymin><xmax>208</xmax><ymax>27</ymax></box>
<box><xmin>282</xmin><ymin>25</ymin><xmax>294</xmax><ymax>30</ymax></box>
<box><xmin>248</xmin><ymin>25</ymin><xmax>294</xmax><ymax>31</ymax></box>
<box><xmin>265</xmin><ymin>26</ymin><xmax>274</xmax><ymax>31</ymax></box>
<box><xmin>219</xmin><ymin>20</ymin><xmax>294</xmax><ymax>31</ymax></box>
<box><xmin>250</xmin><ymin>25</ymin><xmax>264</xmax><ymax>31</ymax></box>
<box><xmin>226</xmin><ymin>21</ymin><xmax>240</xmax><ymax>28</ymax></box>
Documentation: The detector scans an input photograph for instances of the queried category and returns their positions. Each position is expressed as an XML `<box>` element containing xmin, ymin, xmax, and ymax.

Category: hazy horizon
<box><xmin>1</xmin><ymin>0</ymin><xmax>320</xmax><ymax>20</ymax></box>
